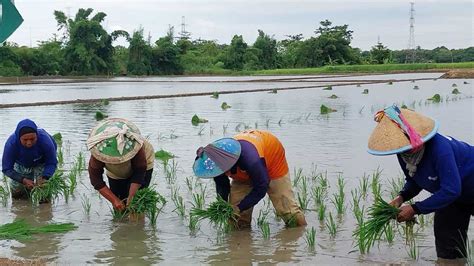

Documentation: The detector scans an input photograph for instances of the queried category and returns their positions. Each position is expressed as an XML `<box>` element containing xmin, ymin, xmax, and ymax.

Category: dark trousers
<box><xmin>434</xmin><ymin>201</ymin><xmax>474</xmax><ymax>259</ymax></box>
<box><xmin>107</xmin><ymin>169</ymin><xmax>153</xmax><ymax>201</ymax></box>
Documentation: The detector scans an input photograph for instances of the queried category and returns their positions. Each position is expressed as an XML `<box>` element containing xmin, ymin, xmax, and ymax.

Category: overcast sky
<box><xmin>6</xmin><ymin>0</ymin><xmax>473</xmax><ymax>50</ymax></box>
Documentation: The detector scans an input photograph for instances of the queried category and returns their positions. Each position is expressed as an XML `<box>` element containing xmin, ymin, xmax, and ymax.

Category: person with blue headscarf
<box><xmin>2</xmin><ymin>119</ymin><xmax>58</xmax><ymax>199</ymax></box>
<box><xmin>368</xmin><ymin>106</ymin><xmax>474</xmax><ymax>261</ymax></box>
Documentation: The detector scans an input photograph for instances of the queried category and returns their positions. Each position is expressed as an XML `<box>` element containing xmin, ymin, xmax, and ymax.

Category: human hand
<box><xmin>36</xmin><ymin>177</ymin><xmax>47</xmax><ymax>186</ymax></box>
<box><xmin>22</xmin><ymin>178</ymin><xmax>35</xmax><ymax>190</ymax></box>
<box><xmin>232</xmin><ymin>205</ymin><xmax>240</xmax><ymax>217</ymax></box>
<box><xmin>389</xmin><ymin>195</ymin><xmax>404</xmax><ymax>208</ymax></box>
<box><xmin>113</xmin><ymin>199</ymin><xmax>126</xmax><ymax>212</ymax></box>
<box><xmin>397</xmin><ymin>205</ymin><xmax>416</xmax><ymax>222</ymax></box>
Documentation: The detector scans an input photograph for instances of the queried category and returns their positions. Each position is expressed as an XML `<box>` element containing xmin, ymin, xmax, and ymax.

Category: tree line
<box><xmin>0</xmin><ymin>8</ymin><xmax>473</xmax><ymax>77</ymax></box>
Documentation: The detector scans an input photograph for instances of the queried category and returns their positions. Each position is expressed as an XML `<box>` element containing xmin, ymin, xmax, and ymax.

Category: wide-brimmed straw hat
<box><xmin>86</xmin><ymin>118</ymin><xmax>145</xmax><ymax>164</ymax></box>
<box><xmin>193</xmin><ymin>138</ymin><xmax>241</xmax><ymax>179</ymax></box>
<box><xmin>368</xmin><ymin>106</ymin><xmax>438</xmax><ymax>155</ymax></box>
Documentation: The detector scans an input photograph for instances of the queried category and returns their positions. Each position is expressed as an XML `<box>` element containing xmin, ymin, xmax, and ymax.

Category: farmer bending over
<box><xmin>2</xmin><ymin>119</ymin><xmax>58</xmax><ymax>199</ymax></box>
<box><xmin>87</xmin><ymin>118</ymin><xmax>154</xmax><ymax>212</ymax></box>
<box><xmin>193</xmin><ymin>130</ymin><xmax>306</xmax><ymax>228</ymax></box>
<box><xmin>368</xmin><ymin>105</ymin><xmax>474</xmax><ymax>261</ymax></box>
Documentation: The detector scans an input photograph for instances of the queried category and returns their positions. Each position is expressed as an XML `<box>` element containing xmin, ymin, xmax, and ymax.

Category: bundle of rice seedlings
<box><xmin>328</xmin><ymin>94</ymin><xmax>338</xmax><ymax>99</ymax></box>
<box><xmin>30</xmin><ymin>172</ymin><xmax>69</xmax><ymax>205</ymax></box>
<box><xmin>353</xmin><ymin>196</ymin><xmax>400</xmax><ymax>253</ymax></box>
<box><xmin>154</xmin><ymin>149</ymin><xmax>175</xmax><ymax>164</ymax></box>
<box><xmin>452</xmin><ymin>88</ymin><xmax>461</xmax><ymax>94</ymax></box>
<box><xmin>221</xmin><ymin>102</ymin><xmax>232</xmax><ymax>110</ymax></box>
<box><xmin>52</xmin><ymin>132</ymin><xmax>62</xmax><ymax>146</ymax></box>
<box><xmin>0</xmin><ymin>219</ymin><xmax>77</xmax><ymax>240</ymax></box>
<box><xmin>268</xmin><ymin>89</ymin><xmax>278</xmax><ymax>94</ymax></box>
<box><xmin>427</xmin><ymin>94</ymin><xmax>441</xmax><ymax>103</ymax></box>
<box><xmin>211</xmin><ymin>92</ymin><xmax>219</xmax><ymax>99</ymax></box>
<box><xmin>127</xmin><ymin>188</ymin><xmax>166</xmax><ymax>226</ymax></box>
<box><xmin>191</xmin><ymin>114</ymin><xmax>208</xmax><ymax>126</ymax></box>
<box><xmin>320</xmin><ymin>104</ymin><xmax>337</xmax><ymax>115</ymax></box>
<box><xmin>190</xmin><ymin>196</ymin><xmax>236</xmax><ymax>232</ymax></box>
<box><xmin>95</xmin><ymin>111</ymin><xmax>107</xmax><ymax>121</ymax></box>
<box><xmin>323</xmin><ymin>86</ymin><xmax>332</xmax><ymax>90</ymax></box>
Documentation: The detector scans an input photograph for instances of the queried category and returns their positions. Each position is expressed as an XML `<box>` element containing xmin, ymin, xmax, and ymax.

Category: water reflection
<box><xmin>94</xmin><ymin>223</ymin><xmax>162</xmax><ymax>265</ymax></box>
<box><xmin>10</xmin><ymin>200</ymin><xmax>60</xmax><ymax>262</ymax></box>
<box><xmin>206</xmin><ymin>226</ymin><xmax>305</xmax><ymax>264</ymax></box>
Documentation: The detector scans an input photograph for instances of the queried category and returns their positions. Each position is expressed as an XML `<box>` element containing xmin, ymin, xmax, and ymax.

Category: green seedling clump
<box><xmin>413</xmin><ymin>85</ymin><xmax>419</xmax><ymax>90</ymax></box>
<box><xmin>190</xmin><ymin>196</ymin><xmax>236</xmax><ymax>232</ymax></box>
<box><xmin>401</xmin><ymin>104</ymin><xmax>408</xmax><ymax>109</ymax></box>
<box><xmin>269</xmin><ymin>89</ymin><xmax>278</xmax><ymax>94</ymax></box>
<box><xmin>328</xmin><ymin>94</ymin><xmax>338</xmax><ymax>99</ymax></box>
<box><xmin>191</xmin><ymin>114</ymin><xmax>209</xmax><ymax>126</ymax></box>
<box><xmin>0</xmin><ymin>219</ymin><xmax>77</xmax><ymax>240</ymax></box>
<box><xmin>95</xmin><ymin>111</ymin><xmax>107</xmax><ymax>121</ymax></box>
<box><xmin>154</xmin><ymin>149</ymin><xmax>175</xmax><ymax>164</ymax></box>
<box><xmin>30</xmin><ymin>172</ymin><xmax>69</xmax><ymax>205</ymax></box>
<box><xmin>353</xmin><ymin>196</ymin><xmax>400</xmax><ymax>253</ymax></box>
<box><xmin>101</xmin><ymin>99</ymin><xmax>110</xmax><ymax>105</ymax></box>
<box><xmin>320</xmin><ymin>104</ymin><xmax>337</xmax><ymax>114</ymax></box>
<box><xmin>452</xmin><ymin>88</ymin><xmax>461</xmax><ymax>94</ymax></box>
<box><xmin>211</xmin><ymin>92</ymin><xmax>219</xmax><ymax>99</ymax></box>
<box><xmin>323</xmin><ymin>86</ymin><xmax>332</xmax><ymax>90</ymax></box>
<box><xmin>221</xmin><ymin>102</ymin><xmax>232</xmax><ymax>110</ymax></box>
<box><xmin>427</xmin><ymin>94</ymin><xmax>441</xmax><ymax>103</ymax></box>
<box><xmin>362</xmin><ymin>89</ymin><xmax>369</xmax><ymax>94</ymax></box>
<box><xmin>452</xmin><ymin>83</ymin><xmax>457</xmax><ymax>87</ymax></box>
<box><xmin>128</xmin><ymin>188</ymin><xmax>166</xmax><ymax>226</ymax></box>
<box><xmin>52</xmin><ymin>133</ymin><xmax>62</xmax><ymax>146</ymax></box>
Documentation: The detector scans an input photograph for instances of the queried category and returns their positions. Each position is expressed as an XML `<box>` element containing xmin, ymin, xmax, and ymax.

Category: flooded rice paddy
<box><xmin>0</xmin><ymin>73</ymin><xmax>472</xmax><ymax>264</ymax></box>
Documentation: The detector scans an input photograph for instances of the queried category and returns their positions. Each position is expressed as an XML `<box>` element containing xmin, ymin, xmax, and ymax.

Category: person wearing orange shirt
<box><xmin>193</xmin><ymin>130</ymin><xmax>306</xmax><ymax>227</ymax></box>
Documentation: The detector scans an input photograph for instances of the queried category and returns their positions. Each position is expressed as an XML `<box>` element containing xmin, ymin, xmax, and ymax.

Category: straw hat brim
<box><xmin>193</xmin><ymin>138</ymin><xmax>241</xmax><ymax>179</ymax></box>
<box><xmin>367</xmin><ymin>109</ymin><xmax>438</xmax><ymax>156</ymax></box>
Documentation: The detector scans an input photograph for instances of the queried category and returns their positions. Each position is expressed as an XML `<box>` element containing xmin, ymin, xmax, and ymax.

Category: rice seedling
<box><xmin>320</xmin><ymin>104</ymin><xmax>337</xmax><ymax>114</ymax></box>
<box><xmin>351</xmin><ymin>188</ymin><xmax>361</xmax><ymax>209</ymax></box>
<box><xmin>323</xmin><ymin>85</ymin><xmax>332</xmax><ymax>90</ymax></box>
<box><xmin>305</xmin><ymin>227</ymin><xmax>316</xmax><ymax>250</ymax></box>
<box><xmin>285</xmin><ymin>214</ymin><xmax>299</xmax><ymax>228</ymax></box>
<box><xmin>154</xmin><ymin>149</ymin><xmax>175</xmax><ymax>165</ymax></box>
<box><xmin>292</xmin><ymin>167</ymin><xmax>304</xmax><ymax>187</ymax></box>
<box><xmin>278</xmin><ymin>118</ymin><xmax>283</xmax><ymax>126</ymax></box>
<box><xmin>318</xmin><ymin>171</ymin><xmax>329</xmax><ymax>189</ymax></box>
<box><xmin>0</xmin><ymin>184</ymin><xmax>9</xmax><ymax>207</ymax></box>
<box><xmin>259</xmin><ymin>221</ymin><xmax>271</xmax><ymax>239</ymax></box>
<box><xmin>211</xmin><ymin>92</ymin><xmax>219</xmax><ymax>99</ymax></box>
<box><xmin>111</xmin><ymin>207</ymin><xmax>128</xmax><ymax>221</ymax></box>
<box><xmin>67</xmin><ymin>168</ymin><xmax>78</xmax><ymax>195</ymax></box>
<box><xmin>254</xmin><ymin>122</ymin><xmax>258</xmax><ymax>129</ymax></box>
<box><xmin>318</xmin><ymin>202</ymin><xmax>326</xmax><ymax>222</ymax></box>
<box><xmin>188</xmin><ymin>215</ymin><xmax>200</xmax><ymax>234</ymax></box>
<box><xmin>164</xmin><ymin>160</ymin><xmax>179</xmax><ymax>184</ymax></box>
<box><xmin>185</xmin><ymin>176</ymin><xmax>196</xmax><ymax>191</ymax></box>
<box><xmin>359</xmin><ymin>174</ymin><xmax>369</xmax><ymax>199</ymax></box>
<box><xmin>221</xmin><ymin>102</ymin><xmax>232</xmax><ymax>110</ymax></box>
<box><xmin>57</xmin><ymin>146</ymin><xmax>64</xmax><ymax>167</ymax></box>
<box><xmin>52</xmin><ymin>132</ymin><xmax>62</xmax><ymax>146</ymax></box>
<box><xmin>257</xmin><ymin>205</ymin><xmax>271</xmax><ymax>227</ymax></box>
<box><xmin>76</xmin><ymin>151</ymin><xmax>85</xmax><ymax>173</ymax></box>
<box><xmin>222</xmin><ymin>123</ymin><xmax>229</xmax><ymax>135</ymax></box>
<box><xmin>328</xmin><ymin>94</ymin><xmax>338</xmax><ymax>99</ymax></box>
<box><xmin>265</xmin><ymin>119</ymin><xmax>270</xmax><ymax>128</ymax></box>
<box><xmin>402</xmin><ymin>220</ymin><xmax>416</xmax><ymax>244</ymax></box>
<box><xmin>413</xmin><ymin>85</ymin><xmax>419</xmax><ymax>90</ymax></box>
<box><xmin>171</xmin><ymin>187</ymin><xmax>186</xmax><ymax>218</ymax></box>
<box><xmin>191</xmin><ymin>114</ymin><xmax>208</xmax><ymax>126</ymax></box>
<box><xmin>337</xmin><ymin>175</ymin><xmax>345</xmax><ymax>199</ymax></box>
<box><xmin>128</xmin><ymin>188</ymin><xmax>166</xmax><ymax>226</ymax></box>
<box><xmin>0</xmin><ymin>219</ymin><xmax>77</xmax><ymax>240</ymax></box>
<box><xmin>384</xmin><ymin>221</ymin><xmax>395</xmax><ymax>243</ymax></box>
<box><xmin>30</xmin><ymin>172</ymin><xmax>69</xmax><ymax>205</ymax></box>
<box><xmin>298</xmin><ymin>192</ymin><xmax>309</xmax><ymax>212</ymax></box>
<box><xmin>427</xmin><ymin>94</ymin><xmax>441</xmax><ymax>103</ymax></box>
<box><xmin>353</xmin><ymin>196</ymin><xmax>400</xmax><ymax>253</ymax></box>
<box><xmin>353</xmin><ymin>205</ymin><xmax>364</xmax><ymax>227</ymax></box>
<box><xmin>407</xmin><ymin>239</ymin><xmax>419</xmax><ymax>260</ymax></box>
<box><xmin>401</xmin><ymin>104</ymin><xmax>408</xmax><ymax>109</ymax></box>
<box><xmin>452</xmin><ymin>88</ymin><xmax>461</xmax><ymax>94</ymax></box>
<box><xmin>269</xmin><ymin>89</ymin><xmax>278</xmax><ymax>94</ymax></box>
<box><xmin>388</xmin><ymin>175</ymin><xmax>405</xmax><ymax>199</ymax></box>
<box><xmin>371</xmin><ymin>169</ymin><xmax>382</xmax><ymax>199</ymax></box>
<box><xmin>191</xmin><ymin>191</ymin><xmax>205</xmax><ymax>210</ymax></box>
<box><xmin>81</xmin><ymin>194</ymin><xmax>91</xmax><ymax>216</ymax></box>
<box><xmin>325</xmin><ymin>212</ymin><xmax>338</xmax><ymax>238</ymax></box>
<box><xmin>95</xmin><ymin>111</ymin><xmax>107</xmax><ymax>121</ymax></box>
<box><xmin>331</xmin><ymin>193</ymin><xmax>345</xmax><ymax>215</ymax></box>
<box><xmin>362</xmin><ymin>89</ymin><xmax>369</xmax><ymax>94</ymax></box>
<box><xmin>312</xmin><ymin>185</ymin><xmax>327</xmax><ymax>207</ymax></box>
<box><xmin>101</xmin><ymin>99</ymin><xmax>110</xmax><ymax>105</ymax></box>
<box><xmin>190</xmin><ymin>196</ymin><xmax>236</xmax><ymax>232</ymax></box>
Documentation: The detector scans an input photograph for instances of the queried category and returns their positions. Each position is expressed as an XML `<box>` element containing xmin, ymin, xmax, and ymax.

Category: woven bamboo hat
<box><xmin>368</xmin><ymin>106</ymin><xmax>438</xmax><ymax>155</ymax></box>
<box><xmin>86</xmin><ymin>118</ymin><xmax>145</xmax><ymax>164</ymax></box>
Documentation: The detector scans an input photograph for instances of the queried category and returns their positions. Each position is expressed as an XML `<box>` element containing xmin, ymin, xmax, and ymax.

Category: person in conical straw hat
<box><xmin>368</xmin><ymin>105</ymin><xmax>474</xmax><ymax>260</ymax></box>
<box><xmin>193</xmin><ymin>130</ymin><xmax>306</xmax><ymax>228</ymax></box>
<box><xmin>87</xmin><ymin>118</ymin><xmax>154</xmax><ymax>212</ymax></box>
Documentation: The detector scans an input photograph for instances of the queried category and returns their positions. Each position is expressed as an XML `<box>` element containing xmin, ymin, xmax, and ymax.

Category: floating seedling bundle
<box><xmin>353</xmin><ymin>196</ymin><xmax>400</xmax><ymax>253</ymax></box>
<box><xmin>328</xmin><ymin>94</ymin><xmax>338</xmax><ymax>99</ymax></box>
<box><xmin>427</xmin><ymin>94</ymin><xmax>441</xmax><ymax>103</ymax></box>
<box><xmin>320</xmin><ymin>104</ymin><xmax>337</xmax><ymax>114</ymax></box>
<box><xmin>191</xmin><ymin>114</ymin><xmax>208</xmax><ymax>126</ymax></box>
<box><xmin>0</xmin><ymin>219</ymin><xmax>77</xmax><ymax>240</ymax></box>
<box><xmin>323</xmin><ymin>86</ymin><xmax>332</xmax><ymax>90</ymax></box>
<box><xmin>452</xmin><ymin>88</ymin><xmax>461</xmax><ymax>94</ymax></box>
<box><xmin>211</xmin><ymin>92</ymin><xmax>219</xmax><ymax>99</ymax></box>
<box><xmin>30</xmin><ymin>172</ymin><xmax>69</xmax><ymax>205</ymax></box>
<box><xmin>190</xmin><ymin>196</ymin><xmax>236</xmax><ymax>232</ymax></box>
<box><xmin>154</xmin><ymin>149</ymin><xmax>175</xmax><ymax>164</ymax></box>
<box><xmin>362</xmin><ymin>89</ymin><xmax>369</xmax><ymax>94</ymax></box>
<box><xmin>95</xmin><ymin>111</ymin><xmax>107</xmax><ymax>121</ymax></box>
<box><xmin>221</xmin><ymin>102</ymin><xmax>232</xmax><ymax>110</ymax></box>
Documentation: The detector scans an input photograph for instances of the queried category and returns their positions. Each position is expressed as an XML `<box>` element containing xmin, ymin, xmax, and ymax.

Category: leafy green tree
<box><xmin>0</xmin><ymin>44</ymin><xmax>22</xmax><ymax>76</ymax></box>
<box><xmin>253</xmin><ymin>30</ymin><xmax>278</xmax><ymax>69</ymax></box>
<box><xmin>151</xmin><ymin>27</ymin><xmax>183</xmax><ymax>75</ymax></box>
<box><xmin>224</xmin><ymin>35</ymin><xmax>247</xmax><ymax>70</ymax></box>
<box><xmin>279</xmin><ymin>34</ymin><xmax>303</xmax><ymax>68</ymax></box>
<box><xmin>313</xmin><ymin>19</ymin><xmax>357</xmax><ymax>65</ymax></box>
<box><xmin>370</xmin><ymin>42</ymin><xmax>391</xmax><ymax>64</ymax></box>
<box><xmin>127</xmin><ymin>28</ymin><xmax>152</xmax><ymax>75</ymax></box>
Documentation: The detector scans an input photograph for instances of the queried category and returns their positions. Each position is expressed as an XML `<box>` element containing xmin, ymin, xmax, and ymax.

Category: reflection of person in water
<box><xmin>10</xmin><ymin>200</ymin><xmax>60</xmax><ymax>261</ymax></box>
<box><xmin>94</xmin><ymin>223</ymin><xmax>162</xmax><ymax>264</ymax></box>
<box><xmin>205</xmin><ymin>224</ymin><xmax>305</xmax><ymax>264</ymax></box>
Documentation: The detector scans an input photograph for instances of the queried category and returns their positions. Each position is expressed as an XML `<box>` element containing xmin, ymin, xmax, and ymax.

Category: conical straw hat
<box><xmin>87</xmin><ymin>118</ymin><xmax>145</xmax><ymax>164</ymax></box>
<box><xmin>368</xmin><ymin>106</ymin><xmax>438</xmax><ymax>155</ymax></box>
<box><xmin>193</xmin><ymin>138</ymin><xmax>241</xmax><ymax>179</ymax></box>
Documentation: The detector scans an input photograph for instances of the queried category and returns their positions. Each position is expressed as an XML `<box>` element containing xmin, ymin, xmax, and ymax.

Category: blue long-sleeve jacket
<box><xmin>214</xmin><ymin>140</ymin><xmax>270</xmax><ymax>211</ymax></box>
<box><xmin>398</xmin><ymin>133</ymin><xmax>474</xmax><ymax>214</ymax></box>
<box><xmin>2</xmin><ymin>119</ymin><xmax>58</xmax><ymax>183</ymax></box>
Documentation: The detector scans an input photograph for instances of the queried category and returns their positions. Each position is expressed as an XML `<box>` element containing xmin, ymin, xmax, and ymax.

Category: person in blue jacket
<box><xmin>368</xmin><ymin>106</ymin><xmax>474</xmax><ymax>260</ymax></box>
<box><xmin>2</xmin><ymin>119</ymin><xmax>58</xmax><ymax>199</ymax></box>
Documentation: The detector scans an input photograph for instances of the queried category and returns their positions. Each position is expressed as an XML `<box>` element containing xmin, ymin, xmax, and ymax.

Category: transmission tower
<box><xmin>406</xmin><ymin>2</ymin><xmax>416</xmax><ymax>63</ymax></box>
<box><xmin>178</xmin><ymin>16</ymin><xmax>191</xmax><ymax>40</ymax></box>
